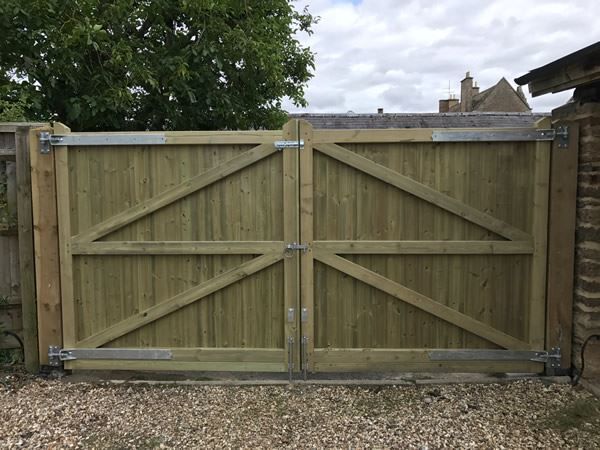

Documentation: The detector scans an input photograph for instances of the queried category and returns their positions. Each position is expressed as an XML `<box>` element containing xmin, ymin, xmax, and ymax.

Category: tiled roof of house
<box><xmin>472</xmin><ymin>78</ymin><xmax>531</xmax><ymax>111</ymax></box>
<box><xmin>289</xmin><ymin>112</ymin><xmax>549</xmax><ymax>129</ymax></box>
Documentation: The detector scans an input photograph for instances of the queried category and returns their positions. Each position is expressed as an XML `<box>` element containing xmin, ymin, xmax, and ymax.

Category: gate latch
<box><xmin>274</xmin><ymin>140</ymin><xmax>304</xmax><ymax>151</ymax></box>
<box><xmin>284</xmin><ymin>242</ymin><xmax>309</xmax><ymax>257</ymax></box>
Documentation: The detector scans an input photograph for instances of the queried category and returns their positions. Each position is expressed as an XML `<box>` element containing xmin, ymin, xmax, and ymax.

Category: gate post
<box><xmin>30</xmin><ymin>125</ymin><xmax>63</xmax><ymax>367</ymax></box>
<box><xmin>545</xmin><ymin>120</ymin><xmax>579</xmax><ymax>373</ymax></box>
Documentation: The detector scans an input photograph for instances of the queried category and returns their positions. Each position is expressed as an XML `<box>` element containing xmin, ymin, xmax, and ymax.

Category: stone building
<box><xmin>439</xmin><ymin>72</ymin><xmax>531</xmax><ymax>113</ymax></box>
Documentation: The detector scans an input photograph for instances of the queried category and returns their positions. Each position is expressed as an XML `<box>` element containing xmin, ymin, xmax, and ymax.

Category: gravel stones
<box><xmin>0</xmin><ymin>376</ymin><xmax>598</xmax><ymax>449</ymax></box>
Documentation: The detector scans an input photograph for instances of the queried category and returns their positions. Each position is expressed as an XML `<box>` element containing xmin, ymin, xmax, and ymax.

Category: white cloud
<box><xmin>285</xmin><ymin>0</ymin><xmax>600</xmax><ymax>113</ymax></box>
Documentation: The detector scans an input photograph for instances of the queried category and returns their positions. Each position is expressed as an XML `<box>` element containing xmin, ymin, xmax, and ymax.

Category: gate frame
<box><xmin>300</xmin><ymin>118</ymin><xmax>554</xmax><ymax>373</ymax></box>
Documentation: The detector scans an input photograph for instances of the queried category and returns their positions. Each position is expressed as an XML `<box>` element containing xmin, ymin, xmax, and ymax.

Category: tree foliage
<box><xmin>0</xmin><ymin>0</ymin><xmax>316</xmax><ymax>131</ymax></box>
<box><xmin>0</xmin><ymin>78</ymin><xmax>30</xmax><ymax>122</ymax></box>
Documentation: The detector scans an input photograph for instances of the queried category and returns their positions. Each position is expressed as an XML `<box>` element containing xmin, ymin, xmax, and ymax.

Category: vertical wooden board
<box><xmin>312</xmin><ymin>151</ymin><xmax>327</xmax><ymax>349</ymax></box>
<box><xmin>401</xmin><ymin>146</ymin><xmax>419</xmax><ymax>347</ymax></box>
<box><xmin>30</xmin><ymin>126</ymin><xmax>63</xmax><ymax>364</ymax></box>
<box><xmin>416</xmin><ymin>144</ymin><xmax>436</xmax><ymax>347</ymax></box>
<box><xmin>70</xmin><ymin>146</ymin><xmax>94</xmax><ymax>342</ymax></box>
<box><xmin>88</xmin><ymin>145</ymin><xmax>106</xmax><ymax>339</ymax></box>
<box><xmin>529</xmin><ymin>137</ymin><xmax>551</xmax><ymax>350</ymax></box>
<box><xmin>15</xmin><ymin>127</ymin><xmax>38</xmax><ymax>372</ymax></box>
<box><xmin>340</xmin><ymin>152</ymin><xmax>355</xmax><ymax>349</ymax></box>
<box><xmin>354</xmin><ymin>145</ymin><xmax>374</xmax><ymax>348</ymax></box>
<box><xmin>327</xmin><ymin>154</ymin><xmax>342</xmax><ymax>346</ymax></box>
<box><xmin>0</xmin><ymin>236</ymin><xmax>10</xmax><ymax>296</ymax></box>
<box><xmin>181</xmin><ymin>145</ymin><xmax>197</xmax><ymax>349</ymax></box>
<box><xmin>299</xmin><ymin>120</ymin><xmax>315</xmax><ymax>369</ymax></box>
<box><xmin>54</xmin><ymin>123</ymin><xmax>76</xmax><ymax>348</ymax></box>
<box><xmin>6</xmin><ymin>161</ymin><xmax>17</xmax><ymax>224</ymax></box>
<box><xmin>546</xmin><ymin>121</ymin><xmax>579</xmax><ymax>368</ymax></box>
<box><xmin>282</xmin><ymin>120</ymin><xmax>300</xmax><ymax>370</ymax></box>
<box><xmin>442</xmin><ymin>147</ymin><xmax>462</xmax><ymax>346</ymax></box>
<box><xmin>360</xmin><ymin>144</ymin><xmax>384</xmax><ymax>348</ymax></box>
<box><xmin>152</xmin><ymin>145</ymin><xmax>180</xmax><ymax>348</ymax></box>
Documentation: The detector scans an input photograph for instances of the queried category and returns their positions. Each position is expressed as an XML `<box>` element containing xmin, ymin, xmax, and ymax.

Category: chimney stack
<box><xmin>460</xmin><ymin>71</ymin><xmax>474</xmax><ymax>112</ymax></box>
<box><xmin>439</xmin><ymin>97</ymin><xmax>459</xmax><ymax>113</ymax></box>
<box><xmin>377</xmin><ymin>107</ymin><xmax>384</xmax><ymax>114</ymax></box>
<box><xmin>472</xmin><ymin>81</ymin><xmax>480</xmax><ymax>96</ymax></box>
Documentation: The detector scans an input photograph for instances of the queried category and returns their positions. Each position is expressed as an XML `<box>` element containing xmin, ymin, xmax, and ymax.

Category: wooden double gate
<box><xmin>44</xmin><ymin>120</ymin><xmax>556</xmax><ymax>374</ymax></box>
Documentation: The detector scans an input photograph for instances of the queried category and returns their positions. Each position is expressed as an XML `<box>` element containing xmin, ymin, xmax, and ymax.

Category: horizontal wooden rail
<box><xmin>313</xmin><ymin>240</ymin><xmax>534</xmax><ymax>254</ymax></box>
<box><xmin>66</xmin><ymin>360</ymin><xmax>285</xmax><ymax>372</ymax></box>
<box><xmin>71</xmin><ymin>241</ymin><xmax>285</xmax><ymax>255</ymax></box>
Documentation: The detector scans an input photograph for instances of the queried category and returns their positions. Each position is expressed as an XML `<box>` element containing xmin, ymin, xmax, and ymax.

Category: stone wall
<box><xmin>553</xmin><ymin>101</ymin><xmax>600</xmax><ymax>373</ymax></box>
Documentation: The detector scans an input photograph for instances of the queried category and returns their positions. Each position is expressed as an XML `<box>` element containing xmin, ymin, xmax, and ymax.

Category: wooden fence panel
<box><xmin>0</xmin><ymin>149</ymin><xmax>23</xmax><ymax>349</ymax></box>
<box><xmin>0</xmin><ymin>124</ymin><xmax>44</xmax><ymax>372</ymax></box>
<box><xmin>0</xmin><ymin>129</ymin><xmax>21</xmax><ymax>350</ymax></box>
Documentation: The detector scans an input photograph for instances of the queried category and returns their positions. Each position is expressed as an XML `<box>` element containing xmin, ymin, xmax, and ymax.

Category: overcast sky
<box><xmin>283</xmin><ymin>0</ymin><xmax>600</xmax><ymax>114</ymax></box>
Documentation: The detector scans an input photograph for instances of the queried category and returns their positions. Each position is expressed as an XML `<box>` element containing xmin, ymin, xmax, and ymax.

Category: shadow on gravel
<box><xmin>541</xmin><ymin>395</ymin><xmax>600</xmax><ymax>435</ymax></box>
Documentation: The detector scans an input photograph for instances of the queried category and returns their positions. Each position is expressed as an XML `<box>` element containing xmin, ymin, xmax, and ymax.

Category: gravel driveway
<box><xmin>1</xmin><ymin>373</ymin><xmax>599</xmax><ymax>449</ymax></box>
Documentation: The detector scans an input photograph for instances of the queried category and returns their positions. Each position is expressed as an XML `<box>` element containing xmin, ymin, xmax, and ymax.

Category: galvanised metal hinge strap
<box><xmin>428</xmin><ymin>348</ymin><xmax>561</xmax><ymax>368</ymax></box>
<box><xmin>432</xmin><ymin>129</ymin><xmax>556</xmax><ymax>142</ymax></box>
<box><xmin>39</xmin><ymin>132</ymin><xmax>167</xmax><ymax>153</ymax></box>
<box><xmin>48</xmin><ymin>346</ymin><xmax>172</xmax><ymax>366</ymax></box>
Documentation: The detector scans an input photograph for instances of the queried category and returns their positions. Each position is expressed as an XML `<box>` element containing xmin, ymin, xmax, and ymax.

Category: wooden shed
<box><xmin>517</xmin><ymin>40</ymin><xmax>600</xmax><ymax>383</ymax></box>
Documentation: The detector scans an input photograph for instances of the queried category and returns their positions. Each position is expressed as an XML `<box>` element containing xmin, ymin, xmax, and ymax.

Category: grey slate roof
<box><xmin>289</xmin><ymin>112</ymin><xmax>549</xmax><ymax>129</ymax></box>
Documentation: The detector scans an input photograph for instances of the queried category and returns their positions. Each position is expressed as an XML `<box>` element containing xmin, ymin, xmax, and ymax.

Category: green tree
<box><xmin>0</xmin><ymin>0</ymin><xmax>316</xmax><ymax>131</ymax></box>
